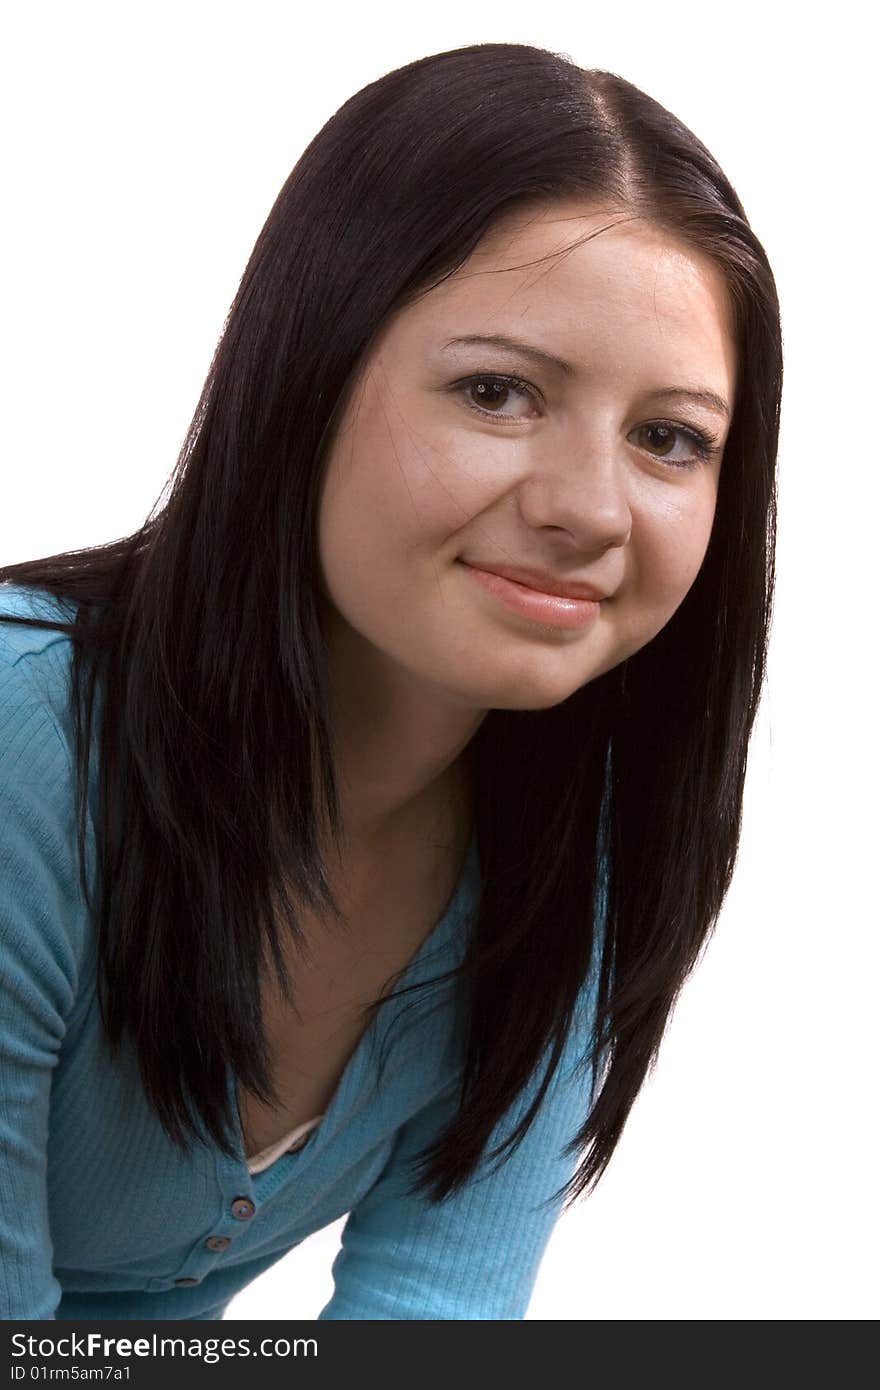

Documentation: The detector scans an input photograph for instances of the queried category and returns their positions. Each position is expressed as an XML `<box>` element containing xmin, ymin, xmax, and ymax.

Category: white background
<box><xmin>3</xmin><ymin>1</ymin><xmax>875</xmax><ymax>1320</ymax></box>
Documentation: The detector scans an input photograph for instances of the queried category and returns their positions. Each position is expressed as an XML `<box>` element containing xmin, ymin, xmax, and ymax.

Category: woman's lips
<box><xmin>460</xmin><ymin>562</ymin><xmax>602</xmax><ymax>631</ymax></box>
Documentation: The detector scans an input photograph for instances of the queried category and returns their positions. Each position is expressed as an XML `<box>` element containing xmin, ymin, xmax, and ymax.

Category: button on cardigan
<box><xmin>0</xmin><ymin>583</ymin><xmax>604</xmax><ymax>1321</ymax></box>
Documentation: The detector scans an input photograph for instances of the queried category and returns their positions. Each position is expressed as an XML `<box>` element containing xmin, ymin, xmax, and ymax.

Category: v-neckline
<box><xmin>226</xmin><ymin>826</ymin><xmax>480</xmax><ymax>1176</ymax></box>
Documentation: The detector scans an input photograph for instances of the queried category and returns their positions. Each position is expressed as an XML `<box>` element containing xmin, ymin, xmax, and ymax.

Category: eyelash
<box><xmin>452</xmin><ymin>373</ymin><xmax>721</xmax><ymax>470</ymax></box>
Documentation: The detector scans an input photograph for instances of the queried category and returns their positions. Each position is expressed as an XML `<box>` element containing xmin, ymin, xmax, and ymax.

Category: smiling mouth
<box><xmin>458</xmin><ymin>561</ymin><xmax>603</xmax><ymax>631</ymax></box>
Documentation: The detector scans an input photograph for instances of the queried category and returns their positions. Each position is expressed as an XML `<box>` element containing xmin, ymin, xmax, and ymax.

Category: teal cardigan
<box><xmin>0</xmin><ymin>583</ymin><xmax>601</xmax><ymax>1321</ymax></box>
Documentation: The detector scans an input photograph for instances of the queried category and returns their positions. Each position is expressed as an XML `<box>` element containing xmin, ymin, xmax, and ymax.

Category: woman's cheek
<box><xmin>650</xmin><ymin>483</ymin><xmax>717</xmax><ymax>594</ymax></box>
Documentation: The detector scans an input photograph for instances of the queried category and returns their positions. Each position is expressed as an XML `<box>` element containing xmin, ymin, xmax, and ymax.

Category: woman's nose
<box><xmin>516</xmin><ymin>443</ymin><xmax>633</xmax><ymax>552</ymax></box>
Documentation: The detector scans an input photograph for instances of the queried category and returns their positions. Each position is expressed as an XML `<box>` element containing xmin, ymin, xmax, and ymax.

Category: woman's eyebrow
<box><xmin>441</xmin><ymin>333</ymin><xmax>731</xmax><ymax>420</ymax></box>
<box><xmin>442</xmin><ymin>333</ymin><xmax>575</xmax><ymax>375</ymax></box>
<box><xmin>641</xmin><ymin>386</ymin><xmax>731</xmax><ymax>420</ymax></box>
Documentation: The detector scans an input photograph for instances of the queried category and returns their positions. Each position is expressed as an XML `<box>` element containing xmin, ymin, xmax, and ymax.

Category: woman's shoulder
<box><xmin>0</xmin><ymin>582</ymin><xmax>82</xmax><ymax>768</ymax></box>
<box><xmin>0</xmin><ymin>580</ymin><xmax>79</xmax><ymax>664</ymax></box>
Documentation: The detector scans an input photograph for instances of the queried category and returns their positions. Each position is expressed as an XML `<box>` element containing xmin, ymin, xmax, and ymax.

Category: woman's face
<box><xmin>317</xmin><ymin>199</ymin><xmax>737</xmax><ymax>715</ymax></box>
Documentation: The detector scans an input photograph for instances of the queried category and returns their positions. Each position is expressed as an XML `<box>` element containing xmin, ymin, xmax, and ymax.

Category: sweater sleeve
<box><xmin>317</xmin><ymin>983</ymin><xmax>600</xmax><ymax>1321</ymax></box>
<box><xmin>0</xmin><ymin>649</ymin><xmax>84</xmax><ymax>1320</ymax></box>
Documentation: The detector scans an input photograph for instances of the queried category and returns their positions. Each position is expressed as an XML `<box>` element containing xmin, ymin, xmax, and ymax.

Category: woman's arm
<box><xmin>0</xmin><ymin>645</ymin><xmax>83</xmax><ymax>1319</ymax></box>
<box><xmin>317</xmin><ymin>976</ymin><xmax>600</xmax><ymax>1321</ymax></box>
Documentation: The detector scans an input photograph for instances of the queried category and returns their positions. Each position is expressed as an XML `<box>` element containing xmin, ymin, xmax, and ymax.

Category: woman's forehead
<box><xmin>385</xmin><ymin>210</ymin><xmax>738</xmax><ymax>401</ymax></box>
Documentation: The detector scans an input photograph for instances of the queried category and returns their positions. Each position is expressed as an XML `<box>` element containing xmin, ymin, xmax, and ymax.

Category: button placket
<box><xmin>171</xmin><ymin>1194</ymin><xmax>258</xmax><ymax>1288</ymax></box>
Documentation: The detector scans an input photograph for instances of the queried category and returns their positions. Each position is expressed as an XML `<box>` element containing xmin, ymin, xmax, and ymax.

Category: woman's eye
<box><xmin>456</xmin><ymin>375</ymin><xmax>538</xmax><ymax>420</ymax></box>
<box><xmin>631</xmin><ymin>423</ymin><xmax>718</xmax><ymax>470</ymax></box>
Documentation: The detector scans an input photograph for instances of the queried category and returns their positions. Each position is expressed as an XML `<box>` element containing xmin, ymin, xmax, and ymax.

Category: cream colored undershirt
<box><xmin>245</xmin><ymin>1113</ymin><xmax>324</xmax><ymax>1175</ymax></box>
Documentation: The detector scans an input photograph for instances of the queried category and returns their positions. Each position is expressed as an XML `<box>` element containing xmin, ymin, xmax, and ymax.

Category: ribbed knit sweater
<box><xmin>0</xmin><ymin>583</ymin><xmax>601</xmax><ymax>1321</ymax></box>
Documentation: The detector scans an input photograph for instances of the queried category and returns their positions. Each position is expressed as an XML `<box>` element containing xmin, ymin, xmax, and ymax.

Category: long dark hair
<box><xmin>0</xmin><ymin>42</ymin><xmax>780</xmax><ymax>1210</ymax></box>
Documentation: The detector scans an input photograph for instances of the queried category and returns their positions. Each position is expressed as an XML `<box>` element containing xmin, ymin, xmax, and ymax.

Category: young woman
<box><xmin>0</xmin><ymin>42</ymin><xmax>780</xmax><ymax>1320</ymax></box>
